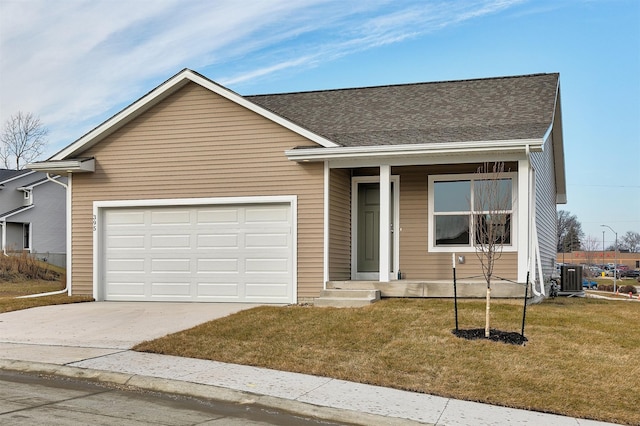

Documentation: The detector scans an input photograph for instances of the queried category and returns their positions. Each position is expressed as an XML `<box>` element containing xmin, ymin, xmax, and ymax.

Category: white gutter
<box><xmin>286</xmin><ymin>138</ymin><xmax>545</xmax><ymax>162</ymax></box>
<box><xmin>27</xmin><ymin>158</ymin><xmax>94</xmax><ymax>174</ymax></box>
<box><xmin>17</xmin><ymin>173</ymin><xmax>72</xmax><ymax>298</ymax></box>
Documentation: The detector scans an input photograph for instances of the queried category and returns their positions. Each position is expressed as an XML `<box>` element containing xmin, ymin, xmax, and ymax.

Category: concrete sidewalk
<box><xmin>0</xmin><ymin>343</ymin><xmax>616</xmax><ymax>426</ymax></box>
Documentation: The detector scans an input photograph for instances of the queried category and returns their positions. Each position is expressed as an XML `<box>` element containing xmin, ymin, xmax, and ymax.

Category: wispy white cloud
<box><xmin>0</xmin><ymin>0</ymin><xmax>526</xmax><ymax>154</ymax></box>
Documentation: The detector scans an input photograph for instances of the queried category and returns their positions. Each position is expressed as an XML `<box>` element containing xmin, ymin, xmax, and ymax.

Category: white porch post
<box><xmin>323</xmin><ymin>161</ymin><xmax>329</xmax><ymax>287</ymax></box>
<box><xmin>379</xmin><ymin>165</ymin><xmax>391</xmax><ymax>282</ymax></box>
<box><xmin>517</xmin><ymin>159</ymin><xmax>530</xmax><ymax>284</ymax></box>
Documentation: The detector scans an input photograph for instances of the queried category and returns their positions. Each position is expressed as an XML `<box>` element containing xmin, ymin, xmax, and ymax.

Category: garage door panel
<box><xmin>151</xmin><ymin>209</ymin><xmax>191</xmax><ymax>225</ymax></box>
<box><xmin>245</xmin><ymin>233</ymin><xmax>289</xmax><ymax>248</ymax></box>
<box><xmin>245</xmin><ymin>283</ymin><xmax>289</xmax><ymax>298</ymax></box>
<box><xmin>245</xmin><ymin>258</ymin><xmax>289</xmax><ymax>273</ymax></box>
<box><xmin>151</xmin><ymin>282</ymin><xmax>191</xmax><ymax>297</ymax></box>
<box><xmin>151</xmin><ymin>234</ymin><xmax>191</xmax><ymax>249</ymax></box>
<box><xmin>108</xmin><ymin>235</ymin><xmax>145</xmax><ymax>249</ymax></box>
<box><xmin>197</xmin><ymin>234</ymin><xmax>239</xmax><ymax>248</ymax></box>
<box><xmin>197</xmin><ymin>258</ymin><xmax>239</xmax><ymax>272</ymax></box>
<box><xmin>197</xmin><ymin>209</ymin><xmax>239</xmax><ymax>224</ymax></box>
<box><xmin>151</xmin><ymin>258</ymin><xmax>191</xmax><ymax>272</ymax></box>
<box><xmin>245</xmin><ymin>206</ymin><xmax>289</xmax><ymax>223</ymax></box>
<box><xmin>107</xmin><ymin>211</ymin><xmax>145</xmax><ymax>225</ymax></box>
<box><xmin>197</xmin><ymin>283</ymin><xmax>240</xmax><ymax>297</ymax></box>
<box><xmin>107</xmin><ymin>258</ymin><xmax>145</xmax><ymax>272</ymax></box>
<box><xmin>103</xmin><ymin>203</ymin><xmax>293</xmax><ymax>303</ymax></box>
<box><xmin>107</xmin><ymin>282</ymin><xmax>145</xmax><ymax>296</ymax></box>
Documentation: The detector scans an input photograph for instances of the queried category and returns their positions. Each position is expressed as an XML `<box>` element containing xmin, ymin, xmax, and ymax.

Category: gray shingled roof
<box><xmin>0</xmin><ymin>169</ymin><xmax>31</xmax><ymax>183</ymax></box>
<box><xmin>247</xmin><ymin>73</ymin><xmax>559</xmax><ymax>147</ymax></box>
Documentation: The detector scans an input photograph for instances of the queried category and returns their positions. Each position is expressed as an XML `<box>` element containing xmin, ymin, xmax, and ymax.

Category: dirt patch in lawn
<box><xmin>452</xmin><ymin>328</ymin><xmax>528</xmax><ymax>345</ymax></box>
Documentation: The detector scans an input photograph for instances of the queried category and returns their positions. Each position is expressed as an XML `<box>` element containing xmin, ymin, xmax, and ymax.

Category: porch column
<box><xmin>379</xmin><ymin>165</ymin><xmax>391</xmax><ymax>282</ymax></box>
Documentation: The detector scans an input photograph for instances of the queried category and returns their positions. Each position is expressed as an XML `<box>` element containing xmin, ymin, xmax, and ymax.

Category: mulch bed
<box><xmin>452</xmin><ymin>328</ymin><xmax>527</xmax><ymax>345</ymax></box>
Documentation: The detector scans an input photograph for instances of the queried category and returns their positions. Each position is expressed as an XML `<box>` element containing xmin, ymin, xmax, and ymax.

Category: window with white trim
<box><xmin>428</xmin><ymin>173</ymin><xmax>516</xmax><ymax>252</ymax></box>
<box><xmin>23</xmin><ymin>223</ymin><xmax>31</xmax><ymax>250</ymax></box>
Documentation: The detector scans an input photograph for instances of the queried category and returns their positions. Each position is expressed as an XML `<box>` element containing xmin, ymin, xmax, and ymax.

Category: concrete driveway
<box><xmin>0</xmin><ymin>302</ymin><xmax>258</xmax><ymax>349</ymax></box>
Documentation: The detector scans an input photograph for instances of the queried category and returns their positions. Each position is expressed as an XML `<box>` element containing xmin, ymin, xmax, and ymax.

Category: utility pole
<box><xmin>601</xmin><ymin>225</ymin><xmax>618</xmax><ymax>293</ymax></box>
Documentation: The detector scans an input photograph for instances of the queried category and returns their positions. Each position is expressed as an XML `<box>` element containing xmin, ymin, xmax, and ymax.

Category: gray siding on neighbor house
<box><xmin>531</xmin><ymin>134</ymin><xmax>558</xmax><ymax>280</ymax></box>
<box><xmin>10</xmin><ymin>178</ymin><xmax>67</xmax><ymax>254</ymax></box>
<box><xmin>1</xmin><ymin>172</ymin><xmax>66</xmax><ymax>259</ymax></box>
<box><xmin>0</xmin><ymin>172</ymin><xmax>36</xmax><ymax>213</ymax></box>
<box><xmin>4</xmin><ymin>222</ymin><xmax>24</xmax><ymax>251</ymax></box>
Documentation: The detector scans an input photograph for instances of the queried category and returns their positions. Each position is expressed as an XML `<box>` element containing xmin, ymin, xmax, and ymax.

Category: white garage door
<box><xmin>102</xmin><ymin>203</ymin><xmax>293</xmax><ymax>303</ymax></box>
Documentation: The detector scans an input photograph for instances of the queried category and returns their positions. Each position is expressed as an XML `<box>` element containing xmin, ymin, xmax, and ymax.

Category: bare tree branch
<box><xmin>0</xmin><ymin>111</ymin><xmax>48</xmax><ymax>169</ymax></box>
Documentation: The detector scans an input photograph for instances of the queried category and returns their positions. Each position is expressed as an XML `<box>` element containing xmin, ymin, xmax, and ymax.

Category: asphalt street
<box><xmin>0</xmin><ymin>370</ymin><xmax>352</xmax><ymax>425</ymax></box>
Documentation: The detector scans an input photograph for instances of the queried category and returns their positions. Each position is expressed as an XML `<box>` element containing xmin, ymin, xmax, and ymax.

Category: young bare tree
<box><xmin>473</xmin><ymin>162</ymin><xmax>512</xmax><ymax>338</ymax></box>
<box><xmin>0</xmin><ymin>111</ymin><xmax>48</xmax><ymax>169</ymax></box>
<box><xmin>582</xmin><ymin>235</ymin><xmax>600</xmax><ymax>270</ymax></box>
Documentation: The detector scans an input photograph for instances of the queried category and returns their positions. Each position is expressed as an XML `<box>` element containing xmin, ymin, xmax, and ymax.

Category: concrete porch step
<box><xmin>313</xmin><ymin>289</ymin><xmax>381</xmax><ymax>308</ymax></box>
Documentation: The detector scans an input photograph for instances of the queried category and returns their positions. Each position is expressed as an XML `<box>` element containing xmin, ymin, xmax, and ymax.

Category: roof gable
<box><xmin>51</xmin><ymin>69</ymin><xmax>338</xmax><ymax>160</ymax></box>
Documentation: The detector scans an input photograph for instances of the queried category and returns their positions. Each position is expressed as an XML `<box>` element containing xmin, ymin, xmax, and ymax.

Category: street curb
<box><xmin>0</xmin><ymin>359</ymin><xmax>430</xmax><ymax>426</ymax></box>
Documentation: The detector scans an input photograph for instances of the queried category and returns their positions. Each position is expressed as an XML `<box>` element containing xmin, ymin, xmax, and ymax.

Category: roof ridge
<box><xmin>246</xmin><ymin>73</ymin><xmax>559</xmax><ymax>97</ymax></box>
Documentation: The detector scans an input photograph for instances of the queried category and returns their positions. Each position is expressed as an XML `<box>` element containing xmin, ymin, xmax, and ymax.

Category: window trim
<box><xmin>428</xmin><ymin>173</ymin><xmax>517</xmax><ymax>253</ymax></box>
<box><xmin>23</xmin><ymin>222</ymin><xmax>31</xmax><ymax>251</ymax></box>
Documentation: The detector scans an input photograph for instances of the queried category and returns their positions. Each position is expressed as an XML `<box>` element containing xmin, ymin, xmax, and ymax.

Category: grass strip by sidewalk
<box><xmin>134</xmin><ymin>297</ymin><xmax>640</xmax><ymax>425</ymax></box>
<box><xmin>0</xmin><ymin>280</ymin><xmax>93</xmax><ymax>313</ymax></box>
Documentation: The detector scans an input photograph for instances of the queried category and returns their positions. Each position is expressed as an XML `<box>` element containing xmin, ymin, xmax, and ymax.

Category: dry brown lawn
<box><xmin>135</xmin><ymin>297</ymin><xmax>640</xmax><ymax>425</ymax></box>
<box><xmin>0</xmin><ymin>257</ymin><xmax>92</xmax><ymax>313</ymax></box>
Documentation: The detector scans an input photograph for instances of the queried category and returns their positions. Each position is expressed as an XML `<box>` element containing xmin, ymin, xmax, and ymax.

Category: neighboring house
<box><xmin>0</xmin><ymin>169</ymin><xmax>67</xmax><ymax>267</ymax></box>
<box><xmin>29</xmin><ymin>69</ymin><xmax>566</xmax><ymax>303</ymax></box>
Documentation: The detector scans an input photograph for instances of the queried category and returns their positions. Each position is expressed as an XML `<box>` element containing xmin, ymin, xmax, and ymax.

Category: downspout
<box><xmin>17</xmin><ymin>173</ymin><xmax>71</xmax><ymax>298</ymax></box>
<box><xmin>1</xmin><ymin>221</ymin><xmax>6</xmax><ymax>256</ymax></box>
<box><xmin>525</xmin><ymin>146</ymin><xmax>545</xmax><ymax>297</ymax></box>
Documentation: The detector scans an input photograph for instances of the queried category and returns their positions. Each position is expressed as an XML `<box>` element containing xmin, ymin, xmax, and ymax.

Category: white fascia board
<box><xmin>18</xmin><ymin>175</ymin><xmax>62</xmax><ymax>190</ymax></box>
<box><xmin>27</xmin><ymin>158</ymin><xmax>95</xmax><ymax>174</ymax></box>
<box><xmin>285</xmin><ymin>138</ymin><xmax>544</xmax><ymax>163</ymax></box>
<box><xmin>0</xmin><ymin>205</ymin><xmax>34</xmax><ymax>221</ymax></box>
<box><xmin>53</xmin><ymin>70</ymin><xmax>336</xmax><ymax>160</ymax></box>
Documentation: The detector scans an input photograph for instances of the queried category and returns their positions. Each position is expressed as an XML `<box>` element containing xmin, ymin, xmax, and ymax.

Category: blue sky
<box><xmin>1</xmin><ymin>0</ymin><xmax>638</xmax><ymax>245</ymax></box>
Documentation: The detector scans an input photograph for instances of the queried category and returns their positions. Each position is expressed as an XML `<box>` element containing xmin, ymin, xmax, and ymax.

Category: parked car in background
<box><xmin>587</xmin><ymin>266</ymin><xmax>603</xmax><ymax>277</ymax></box>
<box><xmin>620</xmin><ymin>269</ymin><xmax>640</xmax><ymax>278</ymax></box>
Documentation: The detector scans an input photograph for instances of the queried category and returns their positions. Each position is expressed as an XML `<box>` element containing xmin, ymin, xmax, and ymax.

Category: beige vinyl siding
<box><xmin>71</xmin><ymin>82</ymin><xmax>324</xmax><ymax>299</ymax></box>
<box><xmin>396</xmin><ymin>165</ymin><xmax>518</xmax><ymax>281</ymax></box>
<box><xmin>531</xmin><ymin>134</ymin><xmax>559</xmax><ymax>279</ymax></box>
<box><xmin>328</xmin><ymin>168</ymin><xmax>351</xmax><ymax>280</ymax></box>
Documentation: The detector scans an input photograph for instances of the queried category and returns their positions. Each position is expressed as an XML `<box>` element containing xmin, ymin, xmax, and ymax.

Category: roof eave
<box><xmin>550</xmin><ymin>81</ymin><xmax>567</xmax><ymax>204</ymax></box>
<box><xmin>0</xmin><ymin>205</ymin><xmax>35</xmax><ymax>221</ymax></box>
<box><xmin>27</xmin><ymin>158</ymin><xmax>95</xmax><ymax>174</ymax></box>
<box><xmin>285</xmin><ymin>139</ymin><xmax>545</xmax><ymax>162</ymax></box>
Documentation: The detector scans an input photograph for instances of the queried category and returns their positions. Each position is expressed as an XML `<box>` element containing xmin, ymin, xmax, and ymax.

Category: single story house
<box><xmin>29</xmin><ymin>69</ymin><xmax>566</xmax><ymax>303</ymax></box>
<box><xmin>0</xmin><ymin>169</ymin><xmax>67</xmax><ymax>267</ymax></box>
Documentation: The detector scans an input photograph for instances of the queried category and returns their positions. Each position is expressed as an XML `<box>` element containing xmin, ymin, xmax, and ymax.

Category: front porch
<box><xmin>326</xmin><ymin>280</ymin><xmax>529</xmax><ymax>298</ymax></box>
